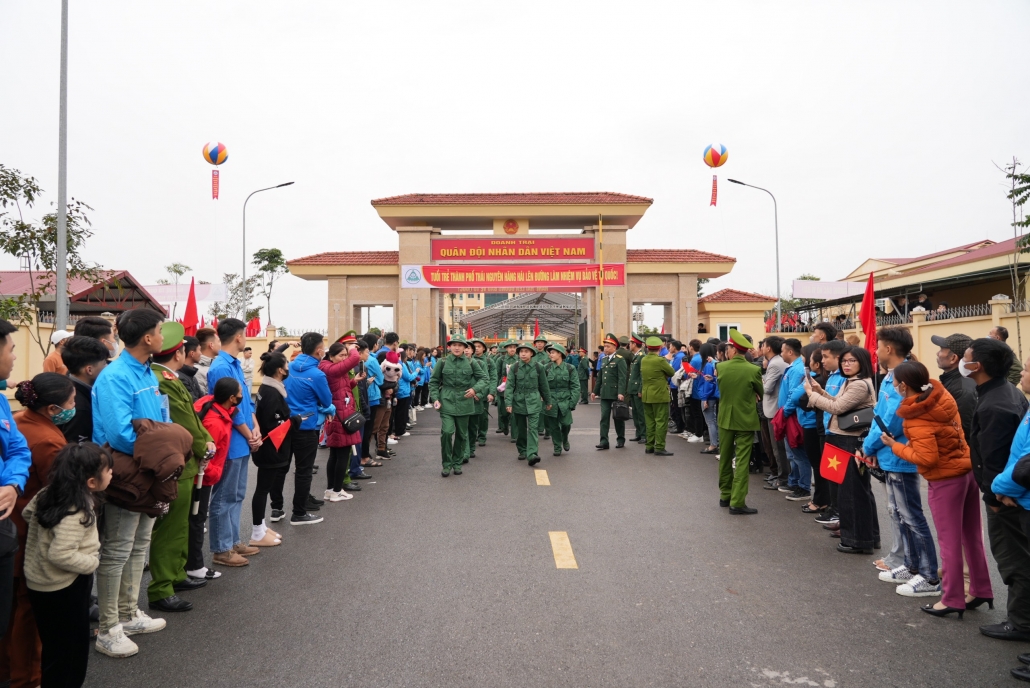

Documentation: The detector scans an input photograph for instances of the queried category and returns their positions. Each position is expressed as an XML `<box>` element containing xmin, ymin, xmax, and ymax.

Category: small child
<box><xmin>23</xmin><ymin>442</ymin><xmax>113</xmax><ymax>679</ymax></box>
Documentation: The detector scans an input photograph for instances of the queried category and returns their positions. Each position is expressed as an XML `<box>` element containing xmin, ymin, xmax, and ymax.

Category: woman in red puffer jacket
<box><xmin>318</xmin><ymin>336</ymin><xmax>365</xmax><ymax>500</ymax></box>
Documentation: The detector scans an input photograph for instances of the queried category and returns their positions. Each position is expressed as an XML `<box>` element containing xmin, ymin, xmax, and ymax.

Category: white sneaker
<box><xmin>878</xmin><ymin>565</ymin><xmax>913</xmax><ymax>583</ymax></box>
<box><xmin>387</xmin><ymin>438</ymin><xmax>398</xmax><ymax>445</ymax></box>
<box><xmin>416</xmin><ymin>405</ymin><xmax>424</xmax><ymax>411</ymax></box>
<box><xmin>687</xmin><ymin>435</ymin><xmax>704</xmax><ymax>443</ymax></box>
<box><xmin>120</xmin><ymin>609</ymin><xmax>166</xmax><ymax>636</ymax></box>
<box><xmin>678</xmin><ymin>432</ymin><xmax>692</xmax><ymax>439</ymax></box>
<box><xmin>327</xmin><ymin>490</ymin><xmax>352</xmax><ymax>502</ymax></box>
<box><xmin>95</xmin><ymin>624</ymin><xmax>138</xmax><ymax>657</ymax></box>
<box><xmin>895</xmin><ymin>575</ymin><xmax>942</xmax><ymax>597</ymax></box>
<box><xmin>323</xmin><ymin>489</ymin><xmax>336</xmax><ymax>500</ymax></box>
<box><xmin>402</xmin><ymin>432</ymin><xmax>411</xmax><ymax>437</ymax></box>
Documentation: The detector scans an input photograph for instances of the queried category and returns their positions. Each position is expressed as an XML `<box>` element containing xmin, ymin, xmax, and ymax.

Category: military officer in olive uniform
<box><xmin>505</xmin><ymin>342</ymin><xmax>552</xmax><ymax>465</ymax></box>
<box><xmin>627</xmin><ymin>333</ymin><xmax>647</xmax><ymax>444</ymax></box>
<box><xmin>591</xmin><ymin>333</ymin><xmax>628</xmax><ymax>449</ymax></box>
<box><xmin>640</xmin><ymin>336</ymin><xmax>675</xmax><ymax>456</ymax></box>
<box><xmin>532</xmin><ymin>335</ymin><xmax>550</xmax><ymax>437</ymax></box>
<box><xmin>495</xmin><ymin>340</ymin><xmax>518</xmax><ymax>438</ymax></box>
<box><xmin>576</xmin><ymin>347</ymin><xmax>591</xmax><ymax>404</ymax></box>
<box><xmin>543</xmin><ymin>343</ymin><xmax>577</xmax><ymax>455</ymax></box>
<box><xmin>716</xmin><ymin>329</ymin><xmax>764</xmax><ymax>514</ymax></box>
<box><xmin>470</xmin><ymin>338</ymin><xmax>495</xmax><ymax>449</ymax></box>
<box><xmin>429</xmin><ymin>335</ymin><xmax>489</xmax><ymax>477</ymax></box>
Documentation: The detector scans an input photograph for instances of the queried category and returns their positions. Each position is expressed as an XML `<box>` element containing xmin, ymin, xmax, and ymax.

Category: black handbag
<box><xmin>837</xmin><ymin>407</ymin><xmax>874</xmax><ymax>432</ymax></box>
<box><xmin>341</xmin><ymin>411</ymin><xmax>365</xmax><ymax>433</ymax></box>
<box><xmin>612</xmin><ymin>400</ymin><xmax>632</xmax><ymax>421</ymax></box>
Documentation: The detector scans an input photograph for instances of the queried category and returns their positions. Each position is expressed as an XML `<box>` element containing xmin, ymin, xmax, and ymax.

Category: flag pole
<box><xmin>598</xmin><ymin>214</ymin><xmax>604</xmax><ymax>339</ymax></box>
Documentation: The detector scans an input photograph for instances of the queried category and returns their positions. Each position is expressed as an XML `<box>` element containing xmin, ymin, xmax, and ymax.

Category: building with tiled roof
<box><xmin>699</xmin><ymin>288</ymin><xmax>777</xmax><ymax>303</ymax></box>
<box><xmin>697</xmin><ymin>289</ymin><xmax>777</xmax><ymax>341</ymax></box>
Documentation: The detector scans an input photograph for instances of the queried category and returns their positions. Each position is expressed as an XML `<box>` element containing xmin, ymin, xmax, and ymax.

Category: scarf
<box><xmin>264</xmin><ymin>377</ymin><xmax>288</xmax><ymax>398</ymax></box>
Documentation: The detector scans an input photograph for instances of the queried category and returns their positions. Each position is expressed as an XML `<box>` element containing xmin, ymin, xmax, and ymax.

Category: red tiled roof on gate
<box><xmin>626</xmin><ymin>249</ymin><xmax>736</xmax><ymax>264</ymax></box>
<box><xmin>288</xmin><ymin>251</ymin><xmax>399</xmax><ymax>266</ymax></box>
<box><xmin>699</xmin><ymin>288</ymin><xmax>776</xmax><ymax>303</ymax></box>
<box><xmin>371</xmin><ymin>192</ymin><xmax>653</xmax><ymax>206</ymax></box>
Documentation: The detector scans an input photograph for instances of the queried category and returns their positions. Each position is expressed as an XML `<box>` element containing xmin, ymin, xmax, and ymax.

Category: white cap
<box><xmin>50</xmin><ymin>329</ymin><xmax>73</xmax><ymax>345</ymax></box>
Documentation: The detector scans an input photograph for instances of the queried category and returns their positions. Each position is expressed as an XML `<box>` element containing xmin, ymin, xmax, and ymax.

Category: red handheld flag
<box><xmin>182</xmin><ymin>278</ymin><xmax>199</xmax><ymax>336</ymax></box>
<box><xmin>820</xmin><ymin>443</ymin><xmax>852</xmax><ymax>485</ymax></box>
<box><xmin>859</xmin><ymin>272</ymin><xmax>878</xmax><ymax>370</ymax></box>
<box><xmin>265</xmin><ymin>421</ymin><xmax>291</xmax><ymax>451</ymax></box>
<box><xmin>682</xmin><ymin>360</ymin><xmax>698</xmax><ymax>375</ymax></box>
<box><xmin>534</xmin><ymin>319</ymin><xmax>540</xmax><ymax>337</ymax></box>
<box><xmin>466</xmin><ymin>322</ymin><xmax>473</xmax><ymax>339</ymax></box>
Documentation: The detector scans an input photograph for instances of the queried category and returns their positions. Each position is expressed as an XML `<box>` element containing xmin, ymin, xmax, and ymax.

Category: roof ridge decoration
<box><xmin>371</xmin><ymin>192</ymin><xmax>654</xmax><ymax>206</ymax></box>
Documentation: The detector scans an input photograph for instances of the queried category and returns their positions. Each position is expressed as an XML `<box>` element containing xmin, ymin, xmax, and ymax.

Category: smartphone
<box><xmin>874</xmin><ymin>414</ymin><xmax>893</xmax><ymax>438</ymax></box>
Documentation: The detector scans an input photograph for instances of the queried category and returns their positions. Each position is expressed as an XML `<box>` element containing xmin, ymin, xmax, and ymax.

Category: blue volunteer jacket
<box><xmin>365</xmin><ymin>356</ymin><xmax>383</xmax><ymax>407</ymax></box>
<box><xmin>285</xmin><ymin>353</ymin><xmax>333</xmax><ymax>431</ymax></box>
<box><xmin>0</xmin><ymin>395</ymin><xmax>31</xmax><ymax>492</ymax></box>
<box><xmin>208</xmin><ymin>351</ymin><xmax>255</xmax><ymax>459</ymax></box>
<box><xmin>670</xmin><ymin>352</ymin><xmax>684</xmax><ymax>389</ymax></box>
<box><xmin>778</xmin><ymin>358</ymin><xmax>817</xmax><ymax>428</ymax></box>
<box><xmin>697</xmin><ymin>361</ymin><xmax>719</xmax><ymax>401</ymax></box>
<box><xmin>92</xmin><ymin>350</ymin><xmax>165</xmax><ymax>454</ymax></box>
<box><xmin>689</xmin><ymin>353</ymin><xmax>704</xmax><ymax>398</ymax></box>
<box><xmin>822</xmin><ymin>370</ymin><xmax>844</xmax><ymax>432</ymax></box>
<box><xmin>861</xmin><ymin>370</ymin><xmax>913</xmax><ymax>472</ymax></box>
<box><xmin>397</xmin><ymin>360</ymin><xmax>418</xmax><ymax>398</ymax></box>
<box><xmin>991</xmin><ymin>409</ymin><xmax>1030</xmax><ymax>509</ymax></box>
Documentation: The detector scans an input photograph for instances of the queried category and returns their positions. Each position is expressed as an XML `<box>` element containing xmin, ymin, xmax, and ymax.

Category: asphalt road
<box><xmin>86</xmin><ymin>402</ymin><xmax>1026</xmax><ymax>687</ymax></box>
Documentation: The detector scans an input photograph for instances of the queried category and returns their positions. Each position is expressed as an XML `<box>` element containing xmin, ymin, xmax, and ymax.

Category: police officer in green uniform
<box><xmin>627</xmin><ymin>333</ymin><xmax>647</xmax><ymax>444</ymax></box>
<box><xmin>716</xmin><ymin>329</ymin><xmax>764</xmax><ymax>514</ymax></box>
<box><xmin>429</xmin><ymin>335</ymin><xmax>488</xmax><ymax>477</ymax></box>
<box><xmin>505</xmin><ymin>342</ymin><xmax>551</xmax><ymax>465</ymax></box>
<box><xmin>495</xmin><ymin>340</ymin><xmax>518</xmax><ymax>437</ymax></box>
<box><xmin>576</xmin><ymin>347</ymin><xmax>591</xmax><ymax>404</ymax></box>
<box><xmin>640</xmin><ymin>336</ymin><xmax>675</xmax><ymax>456</ymax></box>
<box><xmin>470</xmin><ymin>338</ymin><xmax>495</xmax><ymax>448</ymax></box>
<box><xmin>591</xmin><ymin>333</ymin><xmax>628</xmax><ymax>449</ymax></box>
<box><xmin>543</xmin><ymin>343</ymin><xmax>577</xmax><ymax>455</ymax></box>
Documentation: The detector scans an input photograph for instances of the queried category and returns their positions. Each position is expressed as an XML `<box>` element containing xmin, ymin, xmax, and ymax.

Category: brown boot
<box><xmin>234</xmin><ymin>543</ymin><xmax>260</xmax><ymax>556</ymax></box>
<box><xmin>212</xmin><ymin>550</ymin><xmax>249</xmax><ymax>567</ymax></box>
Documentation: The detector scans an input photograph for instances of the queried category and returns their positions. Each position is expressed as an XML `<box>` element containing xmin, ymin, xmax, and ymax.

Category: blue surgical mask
<box><xmin>51</xmin><ymin>407</ymin><xmax>76</xmax><ymax>425</ymax></box>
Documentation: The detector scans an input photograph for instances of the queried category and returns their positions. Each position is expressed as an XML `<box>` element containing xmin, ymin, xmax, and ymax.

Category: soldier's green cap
<box><xmin>470</xmin><ymin>338</ymin><xmax>486</xmax><ymax>347</ymax></box>
<box><xmin>729</xmin><ymin>329</ymin><xmax>752</xmax><ymax>351</ymax></box>
<box><xmin>156</xmin><ymin>321</ymin><xmax>186</xmax><ymax>356</ymax></box>
<box><xmin>548</xmin><ymin>343</ymin><xmax>567</xmax><ymax>357</ymax></box>
<box><xmin>533</xmin><ymin>334</ymin><xmax>548</xmax><ymax>344</ymax></box>
<box><xmin>618</xmin><ymin>336</ymin><xmax>630</xmax><ymax>346</ymax></box>
<box><xmin>646</xmin><ymin>336</ymin><xmax>663</xmax><ymax>349</ymax></box>
<box><xmin>503</xmin><ymin>339</ymin><xmax>518</xmax><ymax>348</ymax></box>
<box><xmin>630</xmin><ymin>333</ymin><xmax>645</xmax><ymax>345</ymax></box>
<box><xmin>603</xmin><ymin>333</ymin><xmax>619</xmax><ymax>347</ymax></box>
<box><xmin>516</xmin><ymin>342</ymin><xmax>535</xmax><ymax>354</ymax></box>
<box><xmin>448</xmin><ymin>335</ymin><xmax>469</xmax><ymax>347</ymax></box>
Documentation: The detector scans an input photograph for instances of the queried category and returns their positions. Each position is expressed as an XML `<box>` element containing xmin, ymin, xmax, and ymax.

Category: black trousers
<box><xmin>326</xmin><ymin>446</ymin><xmax>354</xmax><ymax>492</ymax></box>
<box><xmin>805</xmin><ymin>427</ymin><xmax>833</xmax><ymax>506</ymax></box>
<box><xmin>186</xmin><ymin>484</ymin><xmax>212</xmax><ymax>572</ymax></box>
<box><xmin>0</xmin><ymin>518</ymin><xmax>16</xmax><ymax>640</ymax></box>
<box><xmin>393</xmin><ymin>396</ymin><xmax>411</xmax><ymax>436</ymax></box>
<box><xmin>27</xmin><ymin>573</ymin><xmax>91</xmax><ymax>688</ymax></box>
<box><xmin>360</xmin><ymin>410</ymin><xmax>374</xmax><ymax>459</ymax></box>
<box><xmin>292</xmin><ymin>429</ymin><xmax>319</xmax><ymax>517</ymax></box>
<box><xmin>688</xmin><ymin>398</ymin><xmax>705</xmax><ymax>437</ymax></box>
<box><xmin>831</xmin><ymin>435</ymin><xmax>880</xmax><ymax>549</ymax></box>
<box><xmin>670</xmin><ymin>400</ymin><xmax>685</xmax><ymax>433</ymax></box>
<box><xmin>988</xmin><ymin>506</ymin><xmax>1030</xmax><ymax>630</ymax></box>
<box><xmin>416</xmin><ymin>384</ymin><xmax>429</xmax><ymax>407</ymax></box>
<box><xmin>252</xmin><ymin>464</ymin><xmax>289</xmax><ymax>525</ymax></box>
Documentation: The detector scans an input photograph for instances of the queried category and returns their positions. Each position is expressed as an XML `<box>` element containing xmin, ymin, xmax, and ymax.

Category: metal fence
<box><xmin>277</xmin><ymin>327</ymin><xmax>328</xmax><ymax>337</ymax></box>
<box><xmin>924</xmin><ymin>303</ymin><xmax>992</xmax><ymax>321</ymax></box>
<box><xmin>35</xmin><ymin>312</ymin><xmax>84</xmax><ymax>325</ymax></box>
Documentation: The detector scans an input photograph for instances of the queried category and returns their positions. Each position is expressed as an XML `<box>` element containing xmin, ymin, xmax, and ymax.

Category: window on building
<box><xmin>468</xmin><ymin>293</ymin><xmax>476</xmax><ymax>299</ymax></box>
<box><xmin>516</xmin><ymin>327</ymin><xmax>524</xmax><ymax>339</ymax></box>
<box><xmin>718</xmin><ymin>323</ymin><xmax>741</xmax><ymax>342</ymax></box>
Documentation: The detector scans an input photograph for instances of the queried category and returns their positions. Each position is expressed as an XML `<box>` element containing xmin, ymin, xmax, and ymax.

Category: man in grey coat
<box><xmin>760</xmin><ymin>336</ymin><xmax>790</xmax><ymax>490</ymax></box>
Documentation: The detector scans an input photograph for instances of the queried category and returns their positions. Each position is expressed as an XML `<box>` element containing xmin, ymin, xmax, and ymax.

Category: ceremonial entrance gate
<box><xmin>287</xmin><ymin>193</ymin><xmax>737</xmax><ymax>344</ymax></box>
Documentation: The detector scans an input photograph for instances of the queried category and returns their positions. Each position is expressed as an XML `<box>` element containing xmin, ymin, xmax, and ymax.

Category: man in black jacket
<box><xmin>966</xmin><ymin>337</ymin><xmax>1030</xmax><ymax>641</ymax></box>
<box><xmin>932</xmin><ymin>333</ymin><xmax>976</xmax><ymax>441</ymax></box>
<box><xmin>59</xmin><ymin>335</ymin><xmax>110</xmax><ymax>444</ymax></box>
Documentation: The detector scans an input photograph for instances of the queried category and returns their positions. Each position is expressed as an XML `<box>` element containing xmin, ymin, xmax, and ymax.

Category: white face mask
<box><xmin>959</xmin><ymin>361</ymin><xmax>975</xmax><ymax>378</ymax></box>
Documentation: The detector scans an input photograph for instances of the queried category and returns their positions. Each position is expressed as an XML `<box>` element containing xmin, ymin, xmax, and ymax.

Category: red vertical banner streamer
<box><xmin>710</xmin><ymin>175</ymin><xmax>718</xmax><ymax>206</ymax></box>
<box><xmin>212</xmin><ymin>170</ymin><xmax>220</xmax><ymax>200</ymax></box>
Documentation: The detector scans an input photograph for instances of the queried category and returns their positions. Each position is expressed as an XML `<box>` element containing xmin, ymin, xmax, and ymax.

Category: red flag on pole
<box><xmin>182</xmin><ymin>278</ymin><xmax>199</xmax><ymax>336</ymax></box>
<box><xmin>265</xmin><ymin>421</ymin><xmax>291</xmax><ymax>451</ymax></box>
<box><xmin>859</xmin><ymin>272</ymin><xmax>878</xmax><ymax>370</ymax></box>
<box><xmin>534</xmin><ymin>319</ymin><xmax>540</xmax><ymax>337</ymax></box>
<box><xmin>211</xmin><ymin>317</ymin><xmax>218</xmax><ymax>330</ymax></box>
<box><xmin>660</xmin><ymin>321</ymin><xmax>665</xmax><ymax>335</ymax></box>
<box><xmin>820</xmin><ymin>443</ymin><xmax>852</xmax><ymax>484</ymax></box>
<box><xmin>245</xmin><ymin>317</ymin><xmax>261</xmax><ymax>337</ymax></box>
<box><xmin>466</xmin><ymin>322</ymin><xmax>473</xmax><ymax>340</ymax></box>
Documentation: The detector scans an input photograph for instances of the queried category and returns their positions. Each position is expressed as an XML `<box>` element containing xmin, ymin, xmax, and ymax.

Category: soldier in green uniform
<box><xmin>471</xmin><ymin>338</ymin><xmax>495</xmax><ymax>448</ymax></box>
<box><xmin>532</xmin><ymin>335</ymin><xmax>550</xmax><ymax>437</ymax></box>
<box><xmin>429</xmin><ymin>335</ymin><xmax>489</xmax><ymax>477</ymax></box>
<box><xmin>543</xmin><ymin>343</ymin><xmax>577</xmax><ymax>455</ymax></box>
<box><xmin>591</xmin><ymin>333</ymin><xmax>628</xmax><ymax>449</ymax></box>
<box><xmin>495</xmin><ymin>340</ymin><xmax>518</xmax><ymax>441</ymax></box>
<box><xmin>716</xmin><ymin>329</ymin><xmax>764</xmax><ymax>514</ymax></box>
<box><xmin>505</xmin><ymin>342</ymin><xmax>551</xmax><ymax>465</ymax></box>
<box><xmin>148</xmin><ymin>322</ymin><xmax>216</xmax><ymax>611</ymax></box>
<box><xmin>640</xmin><ymin>336</ymin><xmax>675</xmax><ymax>456</ymax></box>
<box><xmin>576</xmin><ymin>347</ymin><xmax>591</xmax><ymax>404</ymax></box>
<box><xmin>627</xmin><ymin>333</ymin><xmax>647</xmax><ymax>444</ymax></box>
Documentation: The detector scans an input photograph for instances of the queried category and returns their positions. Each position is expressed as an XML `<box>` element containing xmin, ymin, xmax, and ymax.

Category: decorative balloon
<box><xmin>703</xmin><ymin>144</ymin><xmax>728</xmax><ymax>206</ymax></box>
<box><xmin>202</xmin><ymin>142</ymin><xmax>228</xmax><ymax>199</ymax></box>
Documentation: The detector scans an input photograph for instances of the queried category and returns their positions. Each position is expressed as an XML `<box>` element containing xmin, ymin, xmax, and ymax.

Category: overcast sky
<box><xmin>3</xmin><ymin>1</ymin><xmax>1028</xmax><ymax>332</ymax></box>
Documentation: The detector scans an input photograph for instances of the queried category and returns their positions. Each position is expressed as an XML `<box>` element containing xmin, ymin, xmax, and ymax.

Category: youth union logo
<box><xmin>405</xmin><ymin>268</ymin><xmax>422</xmax><ymax>284</ymax></box>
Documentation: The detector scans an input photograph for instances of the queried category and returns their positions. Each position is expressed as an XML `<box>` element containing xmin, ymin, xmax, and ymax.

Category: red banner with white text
<box><xmin>401</xmin><ymin>263</ymin><xmax>624</xmax><ymax>292</ymax></box>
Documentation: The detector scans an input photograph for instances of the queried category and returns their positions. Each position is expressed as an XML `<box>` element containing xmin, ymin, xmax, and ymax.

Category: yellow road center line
<box><xmin>549</xmin><ymin>531</ymin><xmax>578</xmax><ymax>569</ymax></box>
<box><xmin>535</xmin><ymin>469</ymin><xmax>550</xmax><ymax>485</ymax></box>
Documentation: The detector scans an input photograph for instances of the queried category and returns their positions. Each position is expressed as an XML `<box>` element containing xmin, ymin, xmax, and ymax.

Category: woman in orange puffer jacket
<box><xmin>879</xmin><ymin>361</ymin><xmax>993</xmax><ymax>618</ymax></box>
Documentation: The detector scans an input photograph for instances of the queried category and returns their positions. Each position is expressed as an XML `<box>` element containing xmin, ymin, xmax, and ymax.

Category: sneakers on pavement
<box><xmin>120</xmin><ymin>609</ymin><xmax>166</xmax><ymax>636</ymax></box>
<box><xmin>814</xmin><ymin>512</ymin><xmax>839</xmax><ymax>525</ymax></box>
<box><xmin>290</xmin><ymin>512</ymin><xmax>324</xmax><ymax>525</ymax></box>
<box><xmin>896</xmin><ymin>575</ymin><xmax>942</xmax><ymax>597</ymax></box>
<box><xmin>387</xmin><ymin>438</ymin><xmax>399</xmax><ymax>445</ymax></box>
<box><xmin>269</xmin><ymin>509</ymin><xmax>285</xmax><ymax>522</ymax></box>
<box><xmin>879</xmin><ymin>565</ymin><xmax>914</xmax><ymax>583</ymax></box>
<box><xmin>326</xmin><ymin>490</ymin><xmax>352</xmax><ymax>502</ymax></box>
<box><xmin>785</xmin><ymin>488</ymin><xmax>811</xmax><ymax>502</ymax></box>
<box><xmin>777</xmin><ymin>485</ymin><xmax>795</xmax><ymax>493</ymax></box>
<box><xmin>96</xmin><ymin>624</ymin><xmax>139</xmax><ymax>657</ymax></box>
<box><xmin>402</xmin><ymin>432</ymin><xmax>411</xmax><ymax>437</ymax></box>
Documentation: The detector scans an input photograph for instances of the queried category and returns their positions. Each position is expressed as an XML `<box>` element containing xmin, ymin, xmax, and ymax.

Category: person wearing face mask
<box><xmin>2</xmin><ymin>373</ymin><xmax>74</xmax><ymax>685</ymax></box>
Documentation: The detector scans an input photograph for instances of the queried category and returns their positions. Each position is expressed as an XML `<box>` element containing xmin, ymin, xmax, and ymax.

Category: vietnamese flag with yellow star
<box><xmin>820</xmin><ymin>443</ymin><xmax>852</xmax><ymax>484</ymax></box>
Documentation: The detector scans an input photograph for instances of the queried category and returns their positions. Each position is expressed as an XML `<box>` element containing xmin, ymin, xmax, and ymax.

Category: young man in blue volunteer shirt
<box><xmin>92</xmin><ymin>309</ymin><xmax>169</xmax><ymax>657</ymax></box>
<box><xmin>0</xmin><ymin>318</ymin><xmax>31</xmax><ymax>644</ymax></box>
<box><xmin>812</xmin><ymin>340</ymin><xmax>846</xmax><ymax>522</ymax></box>
<box><xmin>207</xmin><ymin>319</ymin><xmax>264</xmax><ymax>564</ymax></box>
<box><xmin>860</xmin><ymin>326</ymin><xmax>940</xmax><ymax>595</ymax></box>
<box><xmin>285</xmin><ymin>332</ymin><xmax>334</xmax><ymax>524</ymax></box>
<box><xmin>776</xmin><ymin>339</ymin><xmax>811</xmax><ymax>498</ymax></box>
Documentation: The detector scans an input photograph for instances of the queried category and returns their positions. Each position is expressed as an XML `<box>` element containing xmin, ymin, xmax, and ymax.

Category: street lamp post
<box><xmin>242</xmin><ymin>182</ymin><xmax>294</xmax><ymax>321</ymax></box>
<box><xmin>728</xmin><ymin>179</ymin><xmax>781</xmax><ymax>329</ymax></box>
<box><xmin>55</xmin><ymin>0</ymin><xmax>70</xmax><ymax>330</ymax></box>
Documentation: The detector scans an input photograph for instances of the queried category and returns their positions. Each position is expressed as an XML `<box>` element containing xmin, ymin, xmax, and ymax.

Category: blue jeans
<box><xmin>209</xmin><ymin>456</ymin><xmax>249</xmax><ymax>553</ymax></box>
<box><xmin>881</xmin><ymin>479</ymin><xmax>906</xmax><ymax>569</ymax></box>
<box><xmin>885</xmin><ymin>471</ymin><xmax>939</xmax><ymax>580</ymax></box>
<box><xmin>785</xmin><ymin>442</ymin><xmax>811</xmax><ymax>491</ymax></box>
<box><xmin>702</xmin><ymin>402</ymin><xmax>719</xmax><ymax>447</ymax></box>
